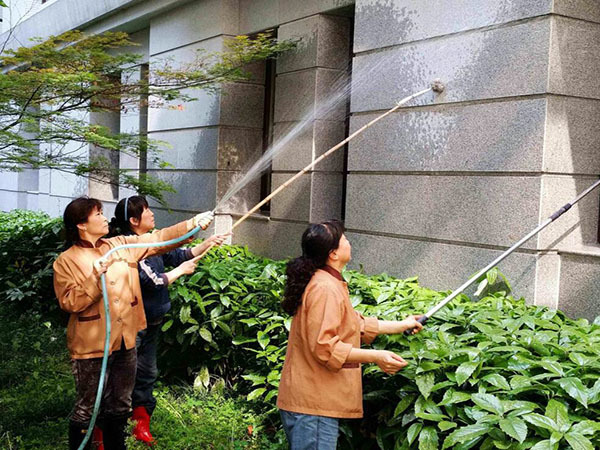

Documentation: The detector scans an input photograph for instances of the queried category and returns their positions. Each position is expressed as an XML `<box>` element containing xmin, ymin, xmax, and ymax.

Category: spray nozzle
<box><xmin>431</xmin><ymin>79</ymin><xmax>445</xmax><ymax>93</ymax></box>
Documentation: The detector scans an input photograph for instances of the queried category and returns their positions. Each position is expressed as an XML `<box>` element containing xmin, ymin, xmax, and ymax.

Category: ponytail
<box><xmin>282</xmin><ymin>220</ymin><xmax>344</xmax><ymax>315</ymax></box>
<box><xmin>107</xmin><ymin>195</ymin><xmax>148</xmax><ymax>237</ymax></box>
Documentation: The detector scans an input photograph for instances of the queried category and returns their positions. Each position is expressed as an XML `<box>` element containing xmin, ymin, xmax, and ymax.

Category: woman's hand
<box><xmin>177</xmin><ymin>259</ymin><xmax>198</xmax><ymax>276</ymax></box>
<box><xmin>205</xmin><ymin>232</ymin><xmax>231</xmax><ymax>247</ymax></box>
<box><xmin>93</xmin><ymin>257</ymin><xmax>109</xmax><ymax>276</ymax></box>
<box><xmin>400</xmin><ymin>315</ymin><xmax>425</xmax><ymax>335</ymax></box>
<box><xmin>192</xmin><ymin>211</ymin><xmax>214</xmax><ymax>230</ymax></box>
<box><xmin>190</xmin><ymin>232</ymin><xmax>232</xmax><ymax>259</ymax></box>
<box><xmin>374</xmin><ymin>350</ymin><xmax>407</xmax><ymax>374</ymax></box>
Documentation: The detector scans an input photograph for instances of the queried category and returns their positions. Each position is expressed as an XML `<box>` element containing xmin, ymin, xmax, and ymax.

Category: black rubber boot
<box><xmin>102</xmin><ymin>416</ymin><xmax>128</xmax><ymax>450</ymax></box>
<box><xmin>69</xmin><ymin>420</ymin><xmax>91</xmax><ymax>450</ymax></box>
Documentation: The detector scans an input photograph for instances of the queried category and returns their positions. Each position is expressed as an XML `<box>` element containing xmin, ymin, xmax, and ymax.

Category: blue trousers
<box><xmin>280</xmin><ymin>410</ymin><xmax>339</xmax><ymax>450</ymax></box>
<box><xmin>132</xmin><ymin>317</ymin><xmax>162</xmax><ymax>415</ymax></box>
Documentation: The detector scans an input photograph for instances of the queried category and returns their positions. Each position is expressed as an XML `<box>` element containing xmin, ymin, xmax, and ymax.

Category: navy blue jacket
<box><xmin>138</xmin><ymin>245</ymin><xmax>193</xmax><ymax>321</ymax></box>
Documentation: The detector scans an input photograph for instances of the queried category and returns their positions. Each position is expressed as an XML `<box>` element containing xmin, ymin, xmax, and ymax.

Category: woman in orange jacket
<box><xmin>277</xmin><ymin>220</ymin><xmax>423</xmax><ymax>450</ymax></box>
<box><xmin>53</xmin><ymin>196</ymin><xmax>213</xmax><ymax>450</ymax></box>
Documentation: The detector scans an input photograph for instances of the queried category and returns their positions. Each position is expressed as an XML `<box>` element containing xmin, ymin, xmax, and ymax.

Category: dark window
<box><xmin>259</xmin><ymin>57</ymin><xmax>276</xmax><ymax>214</ymax></box>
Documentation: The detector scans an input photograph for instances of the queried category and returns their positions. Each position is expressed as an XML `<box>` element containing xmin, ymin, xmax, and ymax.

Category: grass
<box><xmin>0</xmin><ymin>310</ymin><xmax>72</xmax><ymax>449</ymax></box>
<box><xmin>0</xmin><ymin>308</ymin><xmax>285</xmax><ymax>450</ymax></box>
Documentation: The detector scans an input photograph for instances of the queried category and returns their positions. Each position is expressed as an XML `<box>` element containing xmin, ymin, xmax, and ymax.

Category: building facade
<box><xmin>1</xmin><ymin>0</ymin><xmax>599</xmax><ymax>318</ymax></box>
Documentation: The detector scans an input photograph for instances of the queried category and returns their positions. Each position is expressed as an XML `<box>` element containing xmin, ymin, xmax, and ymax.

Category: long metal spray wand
<box><xmin>192</xmin><ymin>81</ymin><xmax>446</xmax><ymax>262</ymax></box>
<box><xmin>404</xmin><ymin>178</ymin><xmax>600</xmax><ymax>335</ymax></box>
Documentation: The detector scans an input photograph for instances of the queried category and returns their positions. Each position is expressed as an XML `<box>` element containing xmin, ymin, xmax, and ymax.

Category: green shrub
<box><xmin>164</xmin><ymin>247</ymin><xmax>600</xmax><ymax>449</ymax></box>
<box><xmin>0</xmin><ymin>210</ymin><xmax>63</xmax><ymax>319</ymax></box>
<box><xmin>3</xmin><ymin>209</ymin><xmax>600</xmax><ymax>448</ymax></box>
<box><xmin>0</xmin><ymin>308</ymin><xmax>72</xmax><ymax>450</ymax></box>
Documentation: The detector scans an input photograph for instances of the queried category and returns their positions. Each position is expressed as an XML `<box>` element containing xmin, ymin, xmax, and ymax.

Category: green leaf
<box><xmin>247</xmin><ymin>387</ymin><xmax>266</xmax><ymax>401</ymax></box>
<box><xmin>193</xmin><ymin>366</ymin><xmax>210</xmax><ymax>391</ymax></box>
<box><xmin>257</xmin><ymin>331</ymin><xmax>270</xmax><ymax>349</ymax></box>
<box><xmin>510</xmin><ymin>375</ymin><xmax>532</xmax><ymax>389</ymax></box>
<box><xmin>499</xmin><ymin>417</ymin><xmax>528</xmax><ymax>443</ymax></box>
<box><xmin>179</xmin><ymin>305</ymin><xmax>191</xmax><ymax>323</ymax></box>
<box><xmin>232</xmin><ymin>336</ymin><xmax>254</xmax><ymax>345</ymax></box>
<box><xmin>587</xmin><ymin>379</ymin><xmax>600</xmax><ymax>405</ymax></box>
<box><xmin>208</xmin><ymin>278</ymin><xmax>220</xmax><ymax>292</ymax></box>
<box><xmin>504</xmin><ymin>400</ymin><xmax>539</xmax><ymax>416</ymax></box>
<box><xmin>241</xmin><ymin>374</ymin><xmax>265</xmax><ymax>385</ymax></box>
<box><xmin>530</xmin><ymin>439</ymin><xmax>558</xmax><ymax>450</ymax></box>
<box><xmin>571</xmin><ymin>420</ymin><xmax>600</xmax><ymax>435</ymax></box>
<box><xmin>472</xmin><ymin>393</ymin><xmax>504</xmax><ymax>415</ymax></box>
<box><xmin>184</xmin><ymin>325</ymin><xmax>199</xmax><ymax>334</ymax></box>
<box><xmin>549</xmin><ymin>431</ymin><xmax>563</xmax><ymax>445</ymax></box>
<box><xmin>557</xmin><ymin>377</ymin><xmax>588</xmax><ymax>408</ymax></box>
<box><xmin>539</xmin><ymin>360</ymin><xmax>564</xmax><ymax>377</ymax></box>
<box><xmin>439</xmin><ymin>391</ymin><xmax>471</xmax><ymax>406</ymax></box>
<box><xmin>482</xmin><ymin>374</ymin><xmax>511</xmax><ymax>390</ymax></box>
<box><xmin>523</xmin><ymin>413</ymin><xmax>558</xmax><ymax>433</ymax></box>
<box><xmin>199</xmin><ymin>327</ymin><xmax>212</xmax><ymax>342</ymax></box>
<box><xmin>455</xmin><ymin>362</ymin><xmax>479</xmax><ymax>386</ymax></box>
<box><xmin>438</xmin><ymin>421</ymin><xmax>457</xmax><ymax>432</ymax></box>
<box><xmin>416</xmin><ymin>372</ymin><xmax>436</xmax><ymax>399</ymax></box>
<box><xmin>419</xmin><ymin>426</ymin><xmax>438</xmax><ymax>450</ymax></box>
<box><xmin>407</xmin><ymin>423</ymin><xmax>422</xmax><ymax>445</ymax></box>
<box><xmin>545</xmin><ymin>399</ymin><xmax>571</xmax><ymax>433</ymax></box>
<box><xmin>569</xmin><ymin>352</ymin><xmax>593</xmax><ymax>366</ymax></box>
<box><xmin>161</xmin><ymin>319</ymin><xmax>173</xmax><ymax>332</ymax></box>
<box><xmin>443</xmin><ymin>423</ymin><xmax>490</xmax><ymax>448</ymax></box>
<box><xmin>394</xmin><ymin>395</ymin><xmax>416</xmax><ymax>417</ymax></box>
<box><xmin>564</xmin><ymin>432</ymin><xmax>594</xmax><ymax>450</ymax></box>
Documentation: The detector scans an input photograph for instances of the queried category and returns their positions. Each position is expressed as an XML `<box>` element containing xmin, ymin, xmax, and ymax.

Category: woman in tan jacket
<box><xmin>277</xmin><ymin>220</ymin><xmax>423</xmax><ymax>450</ymax></box>
<box><xmin>53</xmin><ymin>196</ymin><xmax>213</xmax><ymax>450</ymax></box>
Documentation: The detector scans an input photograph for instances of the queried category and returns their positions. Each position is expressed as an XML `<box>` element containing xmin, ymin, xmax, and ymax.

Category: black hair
<box><xmin>107</xmin><ymin>195</ymin><xmax>149</xmax><ymax>237</ymax></box>
<box><xmin>63</xmin><ymin>197</ymin><xmax>103</xmax><ymax>248</ymax></box>
<box><xmin>282</xmin><ymin>220</ymin><xmax>345</xmax><ymax>315</ymax></box>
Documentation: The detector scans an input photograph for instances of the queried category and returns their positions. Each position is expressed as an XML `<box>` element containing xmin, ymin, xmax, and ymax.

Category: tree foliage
<box><xmin>0</xmin><ymin>30</ymin><xmax>295</xmax><ymax>202</ymax></box>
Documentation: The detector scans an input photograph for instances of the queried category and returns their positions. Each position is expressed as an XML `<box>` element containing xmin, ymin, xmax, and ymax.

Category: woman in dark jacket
<box><xmin>109</xmin><ymin>195</ymin><xmax>229</xmax><ymax>444</ymax></box>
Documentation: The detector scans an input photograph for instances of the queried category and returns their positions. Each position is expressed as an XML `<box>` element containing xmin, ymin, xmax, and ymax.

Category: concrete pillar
<box><xmin>270</xmin><ymin>14</ymin><xmax>351</xmax><ymax>224</ymax></box>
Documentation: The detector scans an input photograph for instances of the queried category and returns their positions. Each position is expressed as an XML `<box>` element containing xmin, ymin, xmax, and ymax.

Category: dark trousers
<box><xmin>132</xmin><ymin>317</ymin><xmax>162</xmax><ymax>415</ymax></box>
<box><xmin>70</xmin><ymin>343</ymin><xmax>137</xmax><ymax>425</ymax></box>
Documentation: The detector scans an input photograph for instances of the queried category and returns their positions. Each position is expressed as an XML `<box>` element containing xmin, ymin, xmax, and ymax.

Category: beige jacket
<box><xmin>277</xmin><ymin>267</ymin><xmax>379</xmax><ymax>419</ymax></box>
<box><xmin>53</xmin><ymin>218</ymin><xmax>194</xmax><ymax>359</ymax></box>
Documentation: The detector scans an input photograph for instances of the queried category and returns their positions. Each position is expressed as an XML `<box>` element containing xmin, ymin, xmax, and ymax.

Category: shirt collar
<box><xmin>321</xmin><ymin>265</ymin><xmax>343</xmax><ymax>281</ymax></box>
<box><xmin>76</xmin><ymin>238</ymin><xmax>106</xmax><ymax>248</ymax></box>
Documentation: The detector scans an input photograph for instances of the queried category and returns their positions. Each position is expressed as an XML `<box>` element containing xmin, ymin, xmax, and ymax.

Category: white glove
<box><xmin>192</xmin><ymin>211</ymin><xmax>214</xmax><ymax>230</ymax></box>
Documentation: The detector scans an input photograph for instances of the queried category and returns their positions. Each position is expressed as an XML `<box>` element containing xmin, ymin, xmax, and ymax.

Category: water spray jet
<box><xmin>192</xmin><ymin>81</ymin><xmax>446</xmax><ymax>262</ymax></box>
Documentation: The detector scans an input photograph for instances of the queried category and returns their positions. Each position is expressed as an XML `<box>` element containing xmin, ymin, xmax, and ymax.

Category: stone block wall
<box><xmin>1</xmin><ymin>0</ymin><xmax>599</xmax><ymax>318</ymax></box>
<box><xmin>347</xmin><ymin>0</ymin><xmax>600</xmax><ymax>318</ymax></box>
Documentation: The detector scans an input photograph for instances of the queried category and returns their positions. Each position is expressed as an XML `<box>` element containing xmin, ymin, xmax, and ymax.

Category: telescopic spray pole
<box><xmin>404</xmin><ymin>178</ymin><xmax>600</xmax><ymax>335</ymax></box>
<box><xmin>191</xmin><ymin>80</ymin><xmax>446</xmax><ymax>262</ymax></box>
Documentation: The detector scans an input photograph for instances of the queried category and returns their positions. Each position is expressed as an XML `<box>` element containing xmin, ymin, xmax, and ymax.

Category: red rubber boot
<box><xmin>92</xmin><ymin>426</ymin><xmax>104</xmax><ymax>450</ymax></box>
<box><xmin>132</xmin><ymin>406</ymin><xmax>155</xmax><ymax>445</ymax></box>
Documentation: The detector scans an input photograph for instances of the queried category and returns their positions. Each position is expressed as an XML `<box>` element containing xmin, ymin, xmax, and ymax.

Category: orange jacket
<box><xmin>277</xmin><ymin>267</ymin><xmax>379</xmax><ymax>418</ymax></box>
<box><xmin>53</xmin><ymin>218</ymin><xmax>194</xmax><ymax>359</ymax></box>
